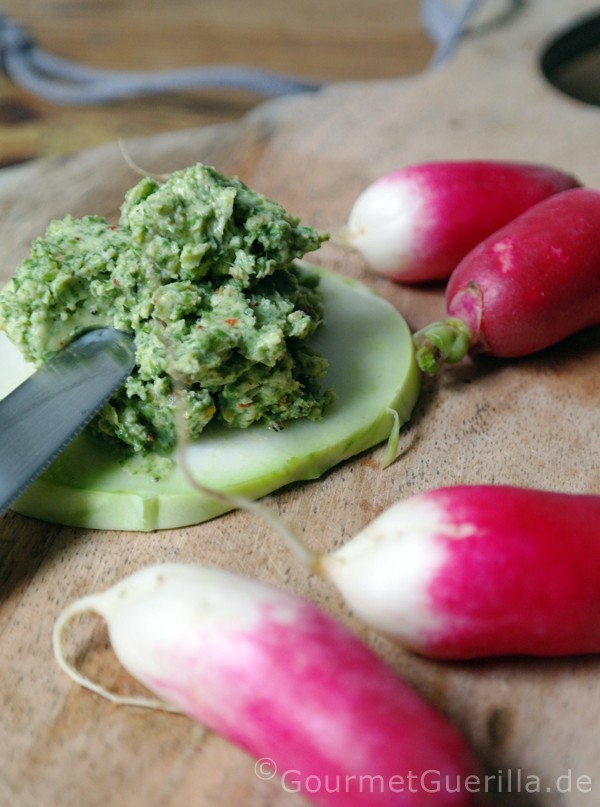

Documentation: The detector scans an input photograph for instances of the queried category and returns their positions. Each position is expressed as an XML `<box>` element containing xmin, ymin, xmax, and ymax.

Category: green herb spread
<box><xmin>0</xmin><ymin>163</ymin><xmax>332</xmax><ymax>472</ymax></box>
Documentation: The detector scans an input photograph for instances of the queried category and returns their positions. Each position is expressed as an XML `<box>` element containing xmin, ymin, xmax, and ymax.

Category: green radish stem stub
<box><xmin>0</xmin><ymin>265</ymin><xmax>421</xmax><ymax>531</ymax></box>
<box><xmin>413</xmin><ymin>318</ymin><xmax>473</xmax><ymax>376</ymax></box>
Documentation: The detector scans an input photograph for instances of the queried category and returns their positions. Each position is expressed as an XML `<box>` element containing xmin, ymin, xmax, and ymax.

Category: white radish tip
<box><xmin>319</xmin><ymin>496</ymin><xmax>447</xmax><ymax>642</ymax></box>
<box><xmin>343</xmin><ymin>179</ymin><xmax>424</xmax><ymax>275</ymax></box>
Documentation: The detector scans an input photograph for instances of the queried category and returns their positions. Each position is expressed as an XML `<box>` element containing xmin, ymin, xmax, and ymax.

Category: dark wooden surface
<box><xmin>0</xmin><ymin>0</ymin><xmax>432</xmax><ymax>167</ymax></box>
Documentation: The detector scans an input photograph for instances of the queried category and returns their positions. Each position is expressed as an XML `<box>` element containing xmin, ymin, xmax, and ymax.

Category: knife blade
<box><xmin>0</xmin><ymin>328</ymin><xmax>135</xmax><ymax>515</ymax></box>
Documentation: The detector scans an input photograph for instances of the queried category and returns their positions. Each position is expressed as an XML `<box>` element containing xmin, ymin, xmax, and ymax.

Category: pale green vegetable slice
<box><xmin>0</xmin><ymin>266</ymin><xmax>420</xmax><ymax>531</ymax></box>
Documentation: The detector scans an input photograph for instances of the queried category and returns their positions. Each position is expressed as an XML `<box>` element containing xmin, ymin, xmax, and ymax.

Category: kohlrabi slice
<box><xmin>0</xmin><ymin>266</ymin><xmax>420</xmax><ymax>531</ymax></box>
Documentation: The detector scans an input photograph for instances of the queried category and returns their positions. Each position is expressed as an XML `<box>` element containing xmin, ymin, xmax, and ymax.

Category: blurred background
<box><xmin>0</xmin><ymin>0</ymin><xmax>434</xmax><ymax>167</ymax></box>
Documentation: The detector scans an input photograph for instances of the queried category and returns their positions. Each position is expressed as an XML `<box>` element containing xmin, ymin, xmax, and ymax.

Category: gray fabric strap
<box><xmin>422</xmin><ymin>0</ymin><xmax>527</xmax><ymax>67</ymax></box>
<box><xmin>0</xmin><ymin>5</ymin><xmax>488</xmax><ymax>106</ymax></box>
<box><xmin>421</xmin><ymin>0</ymin><xmax>483</xmax><ymax>66</ymax></box>
<box><xmin>0</xmin><ymin>14</ymin><xmax>322</xmax><ymax>104</ymax></box>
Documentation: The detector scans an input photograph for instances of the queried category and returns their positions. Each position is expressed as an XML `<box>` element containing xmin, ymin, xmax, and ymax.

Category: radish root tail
<box><xmin>168</xmin><ymin>366</ymin><xmax>320</xmax><ymax>573</ymax></box>
<box><xmin>52</xmin><ymin>595</ymin><xmax>181</xmax><ymax>713</ymax></box>
<box><xmin>118</xmin><ymin>139</ymin><xmax>170</xmax><ymax>183</ymax></box>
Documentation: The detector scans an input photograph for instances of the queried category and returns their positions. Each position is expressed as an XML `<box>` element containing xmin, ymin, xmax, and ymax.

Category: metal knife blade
<box><xmin>0</xmin><ymin>328</ymin><xmax>135</xmax><ymax>515</ymax></box>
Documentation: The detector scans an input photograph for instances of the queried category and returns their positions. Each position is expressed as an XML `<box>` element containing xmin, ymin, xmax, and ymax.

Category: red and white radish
<box><xmin>413</xmin><ymin>187</ymin><xmax>600</xmax><ymax>374</ymax></box>
<box><xmin>339</xmin><ymin>160</ymin><xmax>579</xmax><ymax>283</ymax></box>
<box><xmin>54</xmin><ymin>563</ymin><xmax>482</xmax><ymax>807</ymax></box>
<box><xmin>312</xmin><ymin>485</ymin><xmax>600</xmax><ymax>659</ymax></box>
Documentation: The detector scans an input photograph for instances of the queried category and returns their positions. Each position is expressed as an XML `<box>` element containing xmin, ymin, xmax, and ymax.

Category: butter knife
<box><xmin>0</xmin><ymin>328</ymin><xmax>135</xmax><ymax>515</ymax></box>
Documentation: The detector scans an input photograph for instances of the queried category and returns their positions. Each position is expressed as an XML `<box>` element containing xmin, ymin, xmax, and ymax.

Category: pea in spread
<box><xmin>0</xmin><ymin>163</ymin><xmax>332</xmax><ymax>473</ymax></box>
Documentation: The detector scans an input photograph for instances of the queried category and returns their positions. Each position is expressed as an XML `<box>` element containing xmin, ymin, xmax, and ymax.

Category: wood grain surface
<box><xmin>1</xmin><ymin>2</ymin><xmax>600</xmax><ymax>806</ymax></box>
<box><xmin>0</xmin><ymin>0</ymin><xmax>431</xmax><ymax>166</ymax></box>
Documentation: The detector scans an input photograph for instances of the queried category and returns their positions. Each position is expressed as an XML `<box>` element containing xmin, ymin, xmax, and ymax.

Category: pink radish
<box><xmin>54</xmin><ymin>563</ymin><xmax>483</xmax><ymax>807</ymax></box>
<box><xmin>311</xmin><ymin>485</ymin><xmax>600</xmax><ymax>660</ymax></box>
<box><xmin>339</xmin><ymin>160</ymin><xmax>579</xmax><ymax>283</ymax></box>
<box><xmin>413</xmin><ymin>187</ymin><xmax>600</xmax><ymax>374</ymax></box>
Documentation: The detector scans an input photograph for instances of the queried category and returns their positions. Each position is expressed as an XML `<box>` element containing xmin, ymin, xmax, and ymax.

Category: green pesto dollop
<box><xmin>0</xmin><ymin>163</ymin><xmax>332</xmax><ymax>469</ymax></box>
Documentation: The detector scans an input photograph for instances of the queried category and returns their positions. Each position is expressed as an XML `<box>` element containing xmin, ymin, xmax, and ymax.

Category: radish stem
<box><xmin>413</xmin><ymin>318</ymin><xmax>473</xmax><ymax>375</ymax></box>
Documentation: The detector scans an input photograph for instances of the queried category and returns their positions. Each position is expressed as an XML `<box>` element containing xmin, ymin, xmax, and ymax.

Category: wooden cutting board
<box><xmin>1</xmin><ymin>2</ymin><xmax>599</xmax><ymax>805</ymax></box>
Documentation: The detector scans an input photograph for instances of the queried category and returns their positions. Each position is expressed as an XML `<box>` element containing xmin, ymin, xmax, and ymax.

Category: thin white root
<box><xmin>52</xmin><ymin>595</ymin><xmax>181</xmax><ymax>713</ymax></box>
<box><xmin>175</xmin><ymin>436</ymin><xmax>320</xmax><ymax>572</ymax></box>
<box><xmin>117</xmin><ymin>139</ymin><xmax>170</xmax><ymax>182</ymax></box>
<box><xmin>170</xmin><ymin>372</ymin><xmax>320</xmax><ymax>573</ymax></box>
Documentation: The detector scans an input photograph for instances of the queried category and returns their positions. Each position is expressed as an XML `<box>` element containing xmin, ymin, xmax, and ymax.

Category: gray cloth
<box><xmin>0</xmin><ymin>3</ymin><xmax>488</xmax><ymax>106</ymax></box>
